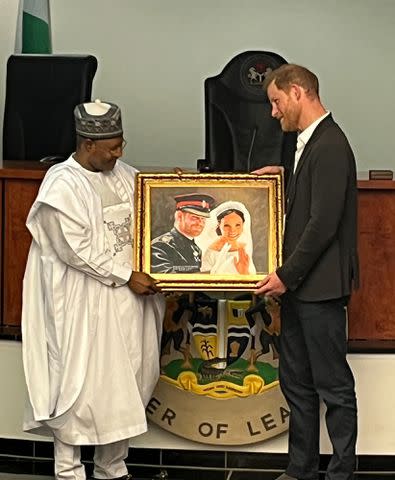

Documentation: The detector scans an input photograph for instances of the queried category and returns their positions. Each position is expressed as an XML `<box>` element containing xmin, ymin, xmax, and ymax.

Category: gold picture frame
<box><xmin>134</xmin><ymin>172</ymin><xmax>283</xmax><ymax>290</ymax></box>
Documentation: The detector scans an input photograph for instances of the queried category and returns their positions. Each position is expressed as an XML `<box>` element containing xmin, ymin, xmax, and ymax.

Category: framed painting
<box><xmin>134</xmin><ymin>172</ymin><xmax>284</xmax><ymax>290</ymax></box>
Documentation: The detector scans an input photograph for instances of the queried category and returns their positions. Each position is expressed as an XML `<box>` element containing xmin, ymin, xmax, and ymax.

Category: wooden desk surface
<box><xmin>358</xmin><ymin>179</ymin><xmax>395</xmax><ymax>190</ymax></box>
<box><xmin>0</xmin><ymin>160</ymin><xmax>49</xmax><ymax>179</ymax></box>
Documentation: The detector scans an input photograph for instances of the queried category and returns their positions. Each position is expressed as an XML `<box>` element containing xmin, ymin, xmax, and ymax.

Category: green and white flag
<box><xmin>15</xmin><ymin>0</ymin><xmax>52</xmax><ymax>53</ymax></box>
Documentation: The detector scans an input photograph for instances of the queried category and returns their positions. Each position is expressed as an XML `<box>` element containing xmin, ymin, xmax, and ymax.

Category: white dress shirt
<box><xmin>294</xmin><ymin>111</ymin><xmax>330</xmax><ymax>173</ymax></box>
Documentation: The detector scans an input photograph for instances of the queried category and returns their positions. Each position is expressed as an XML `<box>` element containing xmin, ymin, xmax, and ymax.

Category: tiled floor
<box><xmin>0</xmin><ymin>443</ymin><xmax>394</xmax><ymax>479</ymax></box>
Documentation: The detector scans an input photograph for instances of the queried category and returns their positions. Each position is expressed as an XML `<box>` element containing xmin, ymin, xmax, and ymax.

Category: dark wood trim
<box><xmin>0</xmin><ymin>161</ymin><xmax>48</xmax><ymax>180</ymax></box>
<box><xmin>357</xmin><ymin>179</ymin><xmax>395</xmax><ymax>190</ymax></box>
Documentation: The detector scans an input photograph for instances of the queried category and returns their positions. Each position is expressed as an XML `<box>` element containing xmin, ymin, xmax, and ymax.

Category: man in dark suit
<box><xmin>151</xmin><ymin>193</ymin><xmax>216</xmax><ymax>273</ymax></box>
<box><xmin>254</xmin><ymin>64</ymin><xmax>358</xmax><ymax>480</ymax></box>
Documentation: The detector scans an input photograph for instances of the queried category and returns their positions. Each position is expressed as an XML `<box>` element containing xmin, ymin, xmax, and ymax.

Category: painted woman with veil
<box><xmin>196</xmin><ymin>200</ymin><xmax>256</xmax><ymax>274</ymax></box>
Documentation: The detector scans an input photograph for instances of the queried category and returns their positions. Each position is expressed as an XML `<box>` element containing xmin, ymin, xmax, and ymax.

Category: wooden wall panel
<box><xmin>2</xmin><ymin>179</ymin><xmax>41</xmax><ymax>326</ymax></box>
<box><xmin>348</xmin><ymin>188</ymin><xmax>395</xmax><ymax>340</ymax></box>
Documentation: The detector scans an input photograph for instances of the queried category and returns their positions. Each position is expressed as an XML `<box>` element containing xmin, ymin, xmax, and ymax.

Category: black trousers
<box><xmin>280</xmin><ymin>293</ymin><xmax>357</xmax><ymax>480</ymax></box>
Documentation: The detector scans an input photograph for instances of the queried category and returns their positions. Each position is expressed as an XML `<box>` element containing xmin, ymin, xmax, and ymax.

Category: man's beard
<box><xmin>280</xmin><ymin>105</ymin><xmax>299</xmax><ymax>132</ymax></box>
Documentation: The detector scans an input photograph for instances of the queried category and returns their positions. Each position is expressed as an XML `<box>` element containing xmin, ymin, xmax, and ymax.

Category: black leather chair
<box><xmin>198</xmin><ymin>51</ymin><xmax>296</xmax><ymax>184</ymax></box>
<box><xmin>2</xmin><ymin>54</ymin><xmax>98</xmax><ymax>162</ymax></box>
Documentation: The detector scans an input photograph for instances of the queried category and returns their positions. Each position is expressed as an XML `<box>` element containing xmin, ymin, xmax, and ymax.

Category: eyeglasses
<box><xmin>91</xmin><ymin>138</ymin><xmax>127</xmax><ymax>155</ymax></box>
<box><xmin>109</xmin><ymin>139</ymin><xmax>127</xmax><ymax>155</ymax></box>
<box><xmin>109</xmin><ymin>139</ymin><xmax>128</xmax><ymax>155</ymax></box>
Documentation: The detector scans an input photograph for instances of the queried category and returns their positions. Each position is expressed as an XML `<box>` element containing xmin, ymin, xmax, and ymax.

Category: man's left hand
<box><xmin>254</xmin><ymin>272</ymin><xmax>287</xmax><ymax>297</ymax></box>
<box><xmin>128</xmin><ymin>271</ymin><xmax>161</xmax><ymax>295</ymax></box>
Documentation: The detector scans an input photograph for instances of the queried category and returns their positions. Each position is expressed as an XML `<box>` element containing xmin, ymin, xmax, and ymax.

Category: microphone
<box><xmin>246</xmin><ymin>126</ymin><xmax>258</xmax><ymax>172</ymax></box>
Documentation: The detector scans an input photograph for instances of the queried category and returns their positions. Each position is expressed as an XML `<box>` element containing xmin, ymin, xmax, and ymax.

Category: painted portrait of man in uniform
<box><xmin>151</xmin><ymin>193</ymin><xmax>216</xmax><ymax>273</ymax></box>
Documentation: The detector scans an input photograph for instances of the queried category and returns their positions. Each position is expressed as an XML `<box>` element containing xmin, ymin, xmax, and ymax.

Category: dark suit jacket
<box><xmin>276</xmin><ymin>114</ymin><xmax>359</xmax><ymax>301</ymax></box>
<box><xmin>151</xmin><ymin>227</ymin><xmax>202</xmax><ymax>273</ymax></box>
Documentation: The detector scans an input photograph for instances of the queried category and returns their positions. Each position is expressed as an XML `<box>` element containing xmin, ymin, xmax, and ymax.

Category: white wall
<box><xmin>1</xmin><ymin>0</ymin><xmax>395</xmax><ymax>171</ymax></box>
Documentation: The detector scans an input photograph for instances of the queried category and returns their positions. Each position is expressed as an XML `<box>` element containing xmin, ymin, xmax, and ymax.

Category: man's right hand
<box><xmin>128</xmin><ymin>271</ymin><xmax>161</xmax><ymax>295</ymax></box>
<box><xmin>252</xmin><ymin>165</ymin><xmax>284</xmax><ymax>175</ymax></box>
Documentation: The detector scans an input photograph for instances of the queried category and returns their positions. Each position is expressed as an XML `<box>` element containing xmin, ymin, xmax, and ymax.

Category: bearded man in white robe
<box><xmin>22</xmin><ymin>100</ymin><xmax>165</xmax><ymax>480</ymax></box>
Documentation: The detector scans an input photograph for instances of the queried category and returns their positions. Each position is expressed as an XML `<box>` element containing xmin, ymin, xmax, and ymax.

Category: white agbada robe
<box><xmin>22</xmin><ymin>156</ymin><xmax>165</xmax><ymax>445</ymax></box>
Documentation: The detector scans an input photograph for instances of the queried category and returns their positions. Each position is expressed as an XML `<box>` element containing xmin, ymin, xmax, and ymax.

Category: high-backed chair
<box><xmin>199</xmin><ymin>51</ymin><xmax>296</xmax><ymax>184</ymax></box>
<box><xmin>2</xmin><ymin>54</ymin><xmax>98</xmax><ymax>162</ymax></box>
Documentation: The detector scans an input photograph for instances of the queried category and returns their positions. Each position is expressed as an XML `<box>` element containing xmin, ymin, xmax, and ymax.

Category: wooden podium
<box><xmin>0</xmin><ymin>162</ymin><xmax>394</xmax><ymax>349</ymax></box>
